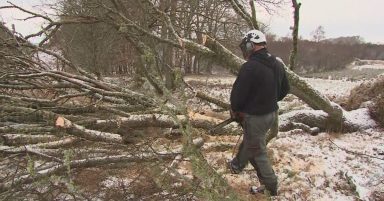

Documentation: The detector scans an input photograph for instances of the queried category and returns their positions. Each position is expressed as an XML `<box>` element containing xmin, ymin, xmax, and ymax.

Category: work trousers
<box><xmin>231</xmin><ymin>111</ymin><xmax>277</xmax><ymax>193</ymax></box>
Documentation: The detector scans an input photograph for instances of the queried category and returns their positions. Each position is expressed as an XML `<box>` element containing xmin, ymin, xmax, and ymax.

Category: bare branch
<box><xmin>227</xmin><ymin>0</ymin><xmax>254</xmax><ymax>29</ymax></box>
<box><xmin>2</xmin><ymin>2</ymin><xmax>53</xmax><ymax>22</ymax></box>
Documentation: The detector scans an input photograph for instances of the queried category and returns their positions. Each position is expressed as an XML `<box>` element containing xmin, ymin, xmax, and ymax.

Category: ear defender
<box><xmin>245</xmin><ymin>42</ymin><xmax>254</xmax><ymax>53</ymax></box>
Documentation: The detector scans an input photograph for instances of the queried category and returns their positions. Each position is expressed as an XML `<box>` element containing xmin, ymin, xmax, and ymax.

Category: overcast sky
<box><xmin>261</xmin><ymin>0</ymin><xmax>384</xmax><ymax>44</ymax></box>
<box><xmin>1</xmin><ymin>0</ymin><xmax>383</xmax><ymax>44</ymax></box>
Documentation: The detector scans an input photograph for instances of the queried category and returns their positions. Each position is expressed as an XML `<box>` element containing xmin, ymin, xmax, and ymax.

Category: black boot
<box><xmin>227</xmin><ymin>160</ymin><xmax>242</xmax><ymax>174</ymax></box>
<box><xmin>264</xmin><ymin>183</ymin><xmax>277</xmax><ymax>196</ymax></box>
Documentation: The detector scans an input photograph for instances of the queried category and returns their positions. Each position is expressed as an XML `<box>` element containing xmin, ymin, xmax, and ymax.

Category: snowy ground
<box><xmin>184</xmin><ymin>70</ymin><xmax>384</xmax><ymax>201</ymax></box>
<box><xmin>350</xmin><ymin>60</ymin><xmax>384</xmax><ymax>70</ymax></box>
<box><xmin>304</xmin><ymin>78</ymin><xmax>362</xmax><ymax>98</ymax></box>
<box><xmin>185</xmin><ymin>76</ymin><xmax>362</xmax><ymax>98</ymax></box>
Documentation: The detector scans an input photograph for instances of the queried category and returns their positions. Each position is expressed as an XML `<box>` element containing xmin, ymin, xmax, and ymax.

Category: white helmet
<box><xmin>244</xmin><ymin>29</ymin><xmax>266</xmax><ymax>44</ymax></box>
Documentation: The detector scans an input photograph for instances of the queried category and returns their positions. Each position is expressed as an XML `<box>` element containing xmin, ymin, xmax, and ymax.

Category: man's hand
<box><xmin>230</xmin><ymin>110</ymin><xmax>245</xmax><ymax>123</ymax></box>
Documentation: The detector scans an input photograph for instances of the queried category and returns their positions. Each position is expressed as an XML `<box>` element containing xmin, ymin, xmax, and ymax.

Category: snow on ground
<box><xmin>268</xmin><ymin>129</ymin><xmax>384</xmax><ymax>201</ymax></box>
<box><xmin>185</xmin><ymin>75</ymin><xmax>362</xmax><ymax>99</ymax></box>
<box><xmin>202</xmin><ymin>126</ymin><xmax>383</xmax><ymax>200</ymax></box>
<box><xmin>344</xmin><ymin>108</ymin><xmax>377</xmax><ymax>129</ymax></box>
<box><xmin>352</xmin><ymin>65</ymin><xmax>384</xmax><ymax>70</ymax></box>
<box><xmin>303</xmin><ymin>78</ymin><xmax>362</xmax><ymax>98</ymax></box>
<box><xmin>350</xmin><ymin>60</ymin><xmax>384</xmax><ymax>70</ymax></box>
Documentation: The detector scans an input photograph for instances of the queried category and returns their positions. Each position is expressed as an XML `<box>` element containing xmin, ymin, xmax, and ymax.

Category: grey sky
<box><xmin>1</xmin><ymin>0</ymin><xmax>383</xmax><ymax>44</ymax></box>
<box><xmin>262</xmin><ymin>0</ymin><xmax>384</xmax><ymax>44</ymax></box>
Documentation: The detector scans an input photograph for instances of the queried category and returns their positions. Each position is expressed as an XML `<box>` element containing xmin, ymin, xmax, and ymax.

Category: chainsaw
<box><xmin>208</xmin><ymin>118</ymin><xmax>235</xmax><ymax>134</ymax></box>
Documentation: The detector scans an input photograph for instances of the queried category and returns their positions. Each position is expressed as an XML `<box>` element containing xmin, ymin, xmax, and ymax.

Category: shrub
<box><xmin>345</xmin><ymin>75</ymin><xmax>384</xmax><ymax>110</ymax></box>
<box><xmin>344</xmin><ymin>75</ymin><xmax>384</xmax><ymax>127</ymax></box>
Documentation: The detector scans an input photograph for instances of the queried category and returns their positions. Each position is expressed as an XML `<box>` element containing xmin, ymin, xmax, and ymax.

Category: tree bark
<box><xmin>1</xmin><ymin>134</ymin><xmax>59</xmax><ymax>146</ymax></box>
<box><xmin>87</xmin><ymin>113</ymin><xmax>241</xmax><ymax>135</ymax></box>
<box><xmin>0</xmin><ymin>137</ymin><xmax>79</xmax><ymax>153</ymax></box>
<box><xmin>55</xmin><ymin>116</ymin><xmax>123</xmax><ymax>144</ymax></box>
<box><xmin>289</xmin><ymin>0</ymin><xmax>301</xmax><ymax>70</ymax></box>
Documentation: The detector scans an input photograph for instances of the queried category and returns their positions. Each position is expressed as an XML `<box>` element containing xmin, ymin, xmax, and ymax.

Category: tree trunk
<box><xmin>0</xmin><ymin>137</ymin><xmax>79</xmax><ymax>153</ymax></box>
<box><xmin>85</xmin><ymin>113</ymin><xmax>241</xmax><ymax>135</ymax></box>
<box><xmin>160</xmin><ymin>0</ymin><xmax>176</xmax><ymax>90</ymax></box>
<box><xmin>289</xmin><ymin>0</ymin><xmax>301</xmax><ymax>70</ymax></box>
<box><xmin>1</xmin><ymin>134</ymin><xmax>59</xmax><ymax>146</ymax></box>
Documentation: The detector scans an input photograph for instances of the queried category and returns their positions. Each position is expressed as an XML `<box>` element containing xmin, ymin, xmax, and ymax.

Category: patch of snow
<box><xmin>184</xmin><ymin>75</ymin><xmax>235</xmax><ymax>86</ymax></box>
<box><xmin>303</xmin><ymin>78</ymin><xmax>362</xmax><ymax>98</ymax></box>
<box><xmin>352</xmin><ymin>64</ymin><xmax>384</xmax><ymax>70</ymax></box>
<box><xmin>101</xmin><ymin>176</ymin><xmax>133</xmax><ymax>188</ymax></box>
<box><xmin>343</xmin><ymin>108</ymin><xmax>377</xmax><ymax>128</ymax></box>
<box><xmin>268</xmin><ymin>129</ymin><xmax>384</xmax><ymax>201</ymax></box>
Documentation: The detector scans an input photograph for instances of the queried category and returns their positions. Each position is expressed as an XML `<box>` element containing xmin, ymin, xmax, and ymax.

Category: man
<box><xmin>228</xmin><ymin>29</ymin><xmax>290</xmax><ymax>196</ymax></box>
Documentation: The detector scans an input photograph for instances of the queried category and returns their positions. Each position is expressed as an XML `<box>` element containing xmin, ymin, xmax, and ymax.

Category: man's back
<box><xmin>230</xmin><ymin>48</ymin><xmax>288</xmax><ymax>115</ymax></box>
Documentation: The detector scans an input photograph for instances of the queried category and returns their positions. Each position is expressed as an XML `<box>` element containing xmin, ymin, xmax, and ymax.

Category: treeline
<box><xmin>47</xmin><ymin>0</ymin><xmax>248</xmax><ymax>80</ymax></box>
<box><xmin>5</xmin><ymin>0</ymin><xmax>383</xmax><ymax>76</ymax></box>
<box><xmin>268</xmin><ymin>36</ymin><xmax>384</xmax><ymax>73</ymax></box>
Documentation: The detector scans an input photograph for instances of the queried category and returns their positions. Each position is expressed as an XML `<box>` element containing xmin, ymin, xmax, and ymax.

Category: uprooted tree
<box><xmin>0</xmin><ymin>0</ymin><xmax>377</xmax><ymax>200</ymax></box>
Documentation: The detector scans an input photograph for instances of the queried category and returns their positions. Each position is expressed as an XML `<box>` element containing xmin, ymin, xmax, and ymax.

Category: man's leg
<box><xmin>249</xmin><ymin>155</ymin><xmax>277</xmax><ymax>195</ymax></box>
<box><xmin>229</xmin><ymin>140</ymin><xmax>248</xmax><ymax>173</ymax></box>
<box><xmin>245</xmin><ymin>112</ymin><xmax>278</xmax><ymax>195</ymax></box>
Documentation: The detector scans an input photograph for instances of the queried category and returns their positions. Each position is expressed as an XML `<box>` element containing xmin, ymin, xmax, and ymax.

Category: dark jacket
<box><xmin>230</xmin><ymin>48</ymin><xmax>290</xmax><ymax>115</ymax></box>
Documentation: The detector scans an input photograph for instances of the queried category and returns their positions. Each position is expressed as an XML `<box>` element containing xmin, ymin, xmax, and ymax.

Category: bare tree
<box><xmin>288</xmin><ymin>0</ymin><xmax>301</xmax><ymax>70</ymax></box>
<box><xmin>311</xmin><ymin>25</ymin><xmax>326</xmax><ymax>42</ymax></box>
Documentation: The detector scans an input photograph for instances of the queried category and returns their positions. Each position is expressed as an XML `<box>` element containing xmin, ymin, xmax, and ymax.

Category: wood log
<box><xmin>0</xmin><ymin>82</ymin><xmax>77</xmax><ymax>90</ymax></box>
<box><xmin>89</xmin><ymin>113</ymin><xmax>241</xmax><ymax>135</ymax></box>
<box><xmin>0</xmin><ymin>137</ymin><xmax>79</xmax><ymax>153</ymax></box>
<box><xmin>280</xmin><ymin>110</ymin><xmax>328</xmax><ymax>131</ymax></box>
<box><xmin>279</xmin><ymin>108</ymin><xmax>376</xmax><ymax>133</ymax></box>
<box><xmin>55</xmin><ymin>116</ymin><xmax>123</xmax><ymax>144</ymax></box>
<box><xmin>0</xmin><ymin>94</ymin><xmax>55</xmax><ymax>107</ymax></box>
<box><xmin>185</xmin><ymin>81</ymin><xmax>230</xmax><ymax>109</ymax></box>
<box><xmin>194</xmin><ymin>91</ymin><xmax>230</xmax><ymax>109</ymax></box>
<box><xmin>1</xmin><ymin>134</ymin><xmax>59</xmax><ymax>146</ymax></box>
<box><xmin>0</xmin><ymin>145</ymin><xmax>63</xmax><ymax>162</ymax></box>
<box><xmin>0</xmin><ymin>105</ymin><xmax>58</xmax><ymax>124</ymax></box>
<box><xmin>0</xmin><ymin>124</ymin><xmax>55</xmax><ymax>133</ymax></box>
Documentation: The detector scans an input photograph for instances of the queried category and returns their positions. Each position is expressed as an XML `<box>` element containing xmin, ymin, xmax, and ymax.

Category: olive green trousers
<box><xmin>231</xmin><ymin>111</ymin><xmax>277</xmax><ymax>194</ymax></box>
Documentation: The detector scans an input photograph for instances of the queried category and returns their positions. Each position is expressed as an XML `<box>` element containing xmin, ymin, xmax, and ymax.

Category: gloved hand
<box><xmin>230</xmin><ymin>110</ymin><xmax>245</xmax><ymax>123</ymax></box>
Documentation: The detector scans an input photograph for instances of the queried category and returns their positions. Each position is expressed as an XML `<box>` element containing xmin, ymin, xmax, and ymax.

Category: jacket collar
<box><xmin>249</xmin><ymin>48</ymin><xmax>269</xmax><ymax>61</ymax></box>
